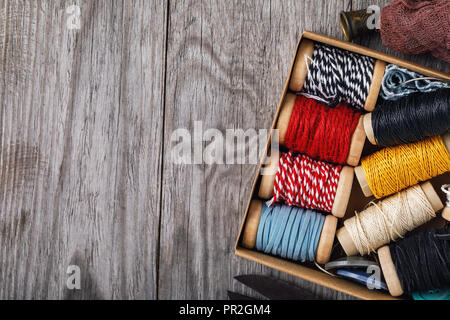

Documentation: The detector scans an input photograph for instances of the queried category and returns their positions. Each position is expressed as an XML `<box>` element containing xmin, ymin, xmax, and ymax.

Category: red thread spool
<box><xmin>283</xmin><ymin>94</ymin><xmax>362</xmax><ymax>165</ymax></box>
<box><xmin>259</xmin><ymin>151</ymin><xmax>354</xmax><ymax>218</ymax></box>
<box><xmin>277</xmin><ymin>93</ymin><xmax>366</xmax><ymax>166</ymax></box>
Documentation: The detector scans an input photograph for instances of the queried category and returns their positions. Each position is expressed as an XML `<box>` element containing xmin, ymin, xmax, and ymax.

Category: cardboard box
<box><xmin>234</xmin><ymin>31</ymin><xmax>450</xmax><ymax>300</ymax></box>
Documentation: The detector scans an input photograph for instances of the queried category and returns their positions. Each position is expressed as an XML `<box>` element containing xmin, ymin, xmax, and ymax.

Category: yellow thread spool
<box><xmin>358</xmin><ymin>135</ymin><xmax>450</xmax><ymax>199</ymax></box>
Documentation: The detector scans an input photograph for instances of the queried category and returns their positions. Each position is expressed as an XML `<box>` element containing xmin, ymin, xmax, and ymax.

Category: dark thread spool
<box><xmin>389</xmin><ymin>226</ymin><xmax>450</xmax><ymax>295</ymax></box>
<box><xmin>372</xmin><ymin>88</ymin><xmax>450</xmax><ymax>147</ymax></box>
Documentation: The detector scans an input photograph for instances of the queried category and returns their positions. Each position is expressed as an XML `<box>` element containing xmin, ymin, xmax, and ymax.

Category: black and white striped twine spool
<box><xmin>302</xmin><ymin>43</ymin><xmax>375</xmax><ymax>110</ymax></box>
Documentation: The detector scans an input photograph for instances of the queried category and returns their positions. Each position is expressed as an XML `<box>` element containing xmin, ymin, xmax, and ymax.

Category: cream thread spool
<box><xmin>355</xmin><ymin>132</ymin><xmax>450</xmax><ymax>197</ymax></box>
<box><xmin>277</xmin><ymin>93</ymin><xmax>366</xmax><ymax>166</ymax></box>
<box><xmin>258</xmin><ymin>151</ymin><xmax>354</xmax><ymax>218</ymax></box>
<box><xmin>289</xmin><ymin>39</ymin><xmax>386</xmax><ymax>112</ymax></box>
<box><xmin>336</xmin><ymin>182</ymin><xmax>445</xmax><ymax>256</ymax></box>
<box><xmin>241</xmin><ymin>199</ymin><xmax>337</xmax><ymax>264</ymax></box>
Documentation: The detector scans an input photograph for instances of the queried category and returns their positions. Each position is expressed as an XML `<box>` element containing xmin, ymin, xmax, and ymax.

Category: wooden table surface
<box><xmin>0</xmin><ymin>0</ymin><xmax>448</xmax><ymax>300</ymax></box>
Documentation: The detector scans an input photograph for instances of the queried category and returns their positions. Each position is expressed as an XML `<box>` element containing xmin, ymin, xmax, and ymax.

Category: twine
<box><xmin>344</xmin><ymin>185</ymin><xmax>436</xmax><ymax>255</ymax></box>
<box><xmin>361</xmin><ymin>136</ymin><xmax>450</xmax><ymax>199</ymax></box>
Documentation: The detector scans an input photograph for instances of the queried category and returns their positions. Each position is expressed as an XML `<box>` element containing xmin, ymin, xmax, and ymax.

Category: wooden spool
<box><xmin>336</xmin><ymin>181</ymin><xmax>446</xmax><ymax>257</ymax></box>
<box><xmin>241</xmin><ymin>199</ymin><xmax>338</xmax><ymax>264</ymax></box>
<box><xmin>258</xmin><ymin>151</ymin><xmax>354</xmax><ymax>218</ymax></box>
<box><xmin>277</xmin><ymin>93</ymin><xmax>366</xmax><ymax>166</ymax></box>
<box><xmin>363</xmin><ymin>113</ymin><xmax>376</xmax><ymax>145</ymax></box>
<box><xmin>377</xmin><ymin>245</ymin><xmax>404</xmax><ymax>297</ymax></box>
<box><xmin>355</xmin><ymin>132</ymin><xmax>450</xmax><ymax>197</ymax></box>
<box><xmin>289</xmin><ymin>39</ymin><xmax>386</xmax><ymax>112</ymax></box>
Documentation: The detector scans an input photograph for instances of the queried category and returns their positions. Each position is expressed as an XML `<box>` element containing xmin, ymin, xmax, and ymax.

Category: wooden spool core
<box><xmin>289</xmin><ymin>39</ymin><xmax>386</xmax><ymax>112</ymax></box>
<box><xmin>331</xmin><ymin>166</ymin><xmax>354</xmax><ymax>218</ymax></box>
<box><xmin>289</xmin><ymin>39</ymin><xmax>315</xmax><ymax>92</ymax></box>
<box><xmin>347</xmin><ymin>117</ymin><xmax>366</xmax><ymax>166</ymax></box>
<box><xmin>354</xmin><ymin>165</ymin><xmax>372</xmax><ymax>198</ymax></box>
<box><xmin>277</xmin><ymin>93</ymin><xmax>366</xmax><ymax>166</ymax></box>
<box><xmin>242</xmin><ymin>199</ymin><xmax>337</xmax><ymax>264</ymax></box>
<box><xmin>336</xmin><ymin>226</ymin><xmax>357</xmax><ymax>256</ymax></box>
<box><xmin>444</xmin><ymin>132</ymin><xmax>450</xmax><ymax>153</ymax></box>
<box><xmin>241</xmin><ymin>200</ymin><xmax>263</xmax><ymax>249</ymax></box>
<box><xmin>258</xmin><ymin>150</ymin><xmax>279</xmax><ymax>201</ymax></box>
<box><xmin>258</xmin><ymin>151</ymin><xmax>354</xmax><ymax>218</ymax></box>
<box><xmin>356</xmin><ymin>132</ymin><xmax>450</xmax><ymax>197</ymax></box>
<box><xmin>363</xmin><ymin>113</ymin><xmax>376</xmax><ymax>145</ymax></box>
<box><xmin>378</xmin><ymin>245</ymin><xmax>404</xmax><ymax>297</ymax></box>
<box><xmin>364</xmin><ymin>60</ymin><xmax>386</xmax><ymax>112</ymax></box>
<box><xmin>421</xmin><ymin>181</ymin><xmax>445</xmax><ymax>213</ymax></box>
<box><xmin>336</xmin><ymin>181</ymin><xmax>445</xmax><ymax>257</ymax></box>
<box><xmin>277</xmin><ymin>93</ymin><xmax>296</xmax><ymax>145</ymax></box>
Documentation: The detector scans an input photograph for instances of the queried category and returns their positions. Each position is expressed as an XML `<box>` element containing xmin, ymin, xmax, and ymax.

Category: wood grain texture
<box><xmin>0</xmin><ymin>0</ymin><xmax>167</xmax><ymax>299</ymax></box>
<box><xmin>0</xmin><ymin>0</ymin><xmax>448</xmax><ymax>300</ymax></box>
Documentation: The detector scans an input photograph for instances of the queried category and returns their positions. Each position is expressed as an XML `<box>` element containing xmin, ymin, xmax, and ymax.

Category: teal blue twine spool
<box><xmin>256</xmin><ymin>203</ymin><xmax>325</xmax><ymax>262</ymax></box>
<box><xmin>413</xmin><ymin>288</ymin><xmax>450</xmax><ymax>300</ymax></box>
<box><xmin>380</xmin><ymin>64</ymin><xmax>450</xmax><ymax>101</ymax></box>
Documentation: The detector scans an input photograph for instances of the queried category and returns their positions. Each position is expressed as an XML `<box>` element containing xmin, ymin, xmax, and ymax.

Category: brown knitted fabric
<box><xmin>380</xmin><ymin>0</ymin><xmax>450</xmax><ymax>63</ymax></box>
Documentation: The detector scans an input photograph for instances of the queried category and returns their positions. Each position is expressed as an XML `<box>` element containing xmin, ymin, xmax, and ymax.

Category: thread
<box><xmin>442</xmin><ymin>184</ymin><xmax>450</xmax><ymax>207</ymax></box>
<box><xmin>344</xmin><ymin>185</ymin><xmax>436</xmax><ymax>255</ymax></box>
<box><xmin>270</xmin><ymin>151</ymin><xmax>342</xmax><ymax>213</ymax></box>
<box><xmin>284</xmin><ymin>95</ymin><xmax>361</xmax><ymax>164</ymax></box>
<box><xmin>412</xmin><ymin>287</ymin><xmax>450</xmax><ymax>300</ymax></box>
<box><xmin>389</xmin><ymin>225</ymin><xmax>450</xmax><ymax>294</ymax></box>
<box><xmin>256</xmin><ymin>202</ymin><xmax>325</xmax><ymax>262</ymax></box>
<box><xmin>361</xmin><ymin>136</ymin><xmax>450</xmax><ymax>199</ymax></box>
<box><xmin>380</xmin><ymin>64</ymin><xmax>450</xmax><ymax>101</ymax></box>
<box><xmin>302</xmin><ymin>43</ymin><xmax>375</xmax><ymax>110</ymax></box>
<box><xmin>372</xmin><ymin>88</ymin><xmax>450</xmax><ymax>147</ymax></box>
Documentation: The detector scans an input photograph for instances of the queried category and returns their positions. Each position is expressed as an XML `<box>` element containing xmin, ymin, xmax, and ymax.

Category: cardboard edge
<box><xmin>235</xmin><ymin>247</ymin><xmax>399</xmax><ymax>300</ymax></box>
<box><xmin>302</xmin><ymin>31</ymin><xmax>450</xmax><ymax>81</ymax></box>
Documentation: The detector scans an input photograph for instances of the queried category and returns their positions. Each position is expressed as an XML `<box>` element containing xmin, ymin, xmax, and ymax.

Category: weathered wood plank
<box><xmin>0</xmin><ymin>0</ymin><xmax>167</xmax><ymax>299</ymax></box>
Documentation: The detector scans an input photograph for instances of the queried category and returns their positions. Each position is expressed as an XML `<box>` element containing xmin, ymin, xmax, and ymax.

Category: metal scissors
<box><xmin>228</xmin><ymin>274</ymin><xmax>323</xmax><ymax>300</ymax></box>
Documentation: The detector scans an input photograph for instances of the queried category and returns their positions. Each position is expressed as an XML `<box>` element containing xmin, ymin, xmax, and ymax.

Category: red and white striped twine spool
<box><xmin>271</xmin><ymin>152</ymin><xmax>342</xmax><ymax>212</ymax></box>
